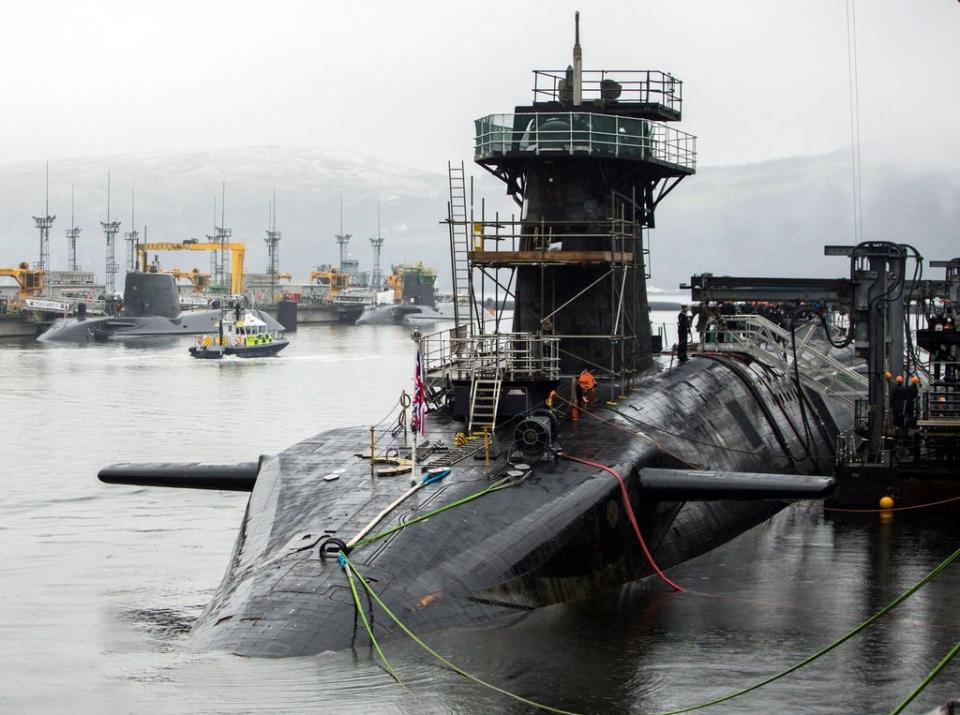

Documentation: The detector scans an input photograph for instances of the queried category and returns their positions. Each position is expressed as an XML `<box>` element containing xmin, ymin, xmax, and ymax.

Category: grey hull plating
<box><xmin>356</xmin><ymin>304</ymin><xmax>454</xmax><ymax>326</ymax></box>
<box><xmin>39</xmin><ymin>309</ymin><xmax>284</xmax><ymax>343</ymax></box>
<box><xmin>188</xmin><ymin>354</ymin><xmax>849</xmax><ymax>657</ymax></box>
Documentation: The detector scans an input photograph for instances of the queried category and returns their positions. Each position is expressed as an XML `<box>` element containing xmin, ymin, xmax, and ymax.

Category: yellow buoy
<box><xmin>879</xmin><ymin>496</ymin><xmax>895</xmax><ymax>510</ymax></box>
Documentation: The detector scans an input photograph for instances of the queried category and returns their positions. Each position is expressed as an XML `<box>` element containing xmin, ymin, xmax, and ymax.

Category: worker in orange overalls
<box><xmin>575</xmin><ymin>369</ymin><xmax>596</xmax><ymax>418</ymax></box>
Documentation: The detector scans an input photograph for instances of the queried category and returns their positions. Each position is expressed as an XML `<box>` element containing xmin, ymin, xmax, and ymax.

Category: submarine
<box><xmin>100</xmin><ymin>15</ymin><xmax>855</xmax><ymax>658</ymax></box>
<box><xmin>39</xmin><ymin>271</ymin><xmax>283</xmax><ymax>342</ymax></box>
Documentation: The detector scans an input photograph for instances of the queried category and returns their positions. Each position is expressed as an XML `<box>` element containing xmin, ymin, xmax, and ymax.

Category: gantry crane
<box><xmin>137</xmin><ymin>242</ymin><xmax>246</xmax><ymax>295</ymax></box>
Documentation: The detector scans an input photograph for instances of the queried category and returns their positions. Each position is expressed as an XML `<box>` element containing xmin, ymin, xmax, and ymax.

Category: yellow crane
<box><xmin>137</xmin><ymin>242</ymin><xmax>245</xmax><ymax>295</ymax></box>
<box><xmin>0</xmin><ymin>262</ymin><xmax>45</xmax><ymax>307</ymax></box>
<box><xmin>156</xmin><ymin>268</ymin><xmax>211</xmax><ymax>292</ymax></box>
<box><xmin>308</xmin><ymin>269</ymin><xmax>350</xmax><ymax>299</ymax></box>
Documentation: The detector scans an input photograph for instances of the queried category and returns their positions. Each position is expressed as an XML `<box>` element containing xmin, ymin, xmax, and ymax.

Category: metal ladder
<box><xmin>447</xmin><ymin>161</ymin><xmax>474</xmax><ymax>331</ymax></box>
<box><xmin>468</xmin><ymin>368</ymin><xmax>503</xmax><ymax>433</ymax></box>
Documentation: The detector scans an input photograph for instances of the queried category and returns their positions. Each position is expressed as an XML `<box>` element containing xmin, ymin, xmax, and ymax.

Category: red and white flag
<box><xmin>412</xmin><ymin>348</ymin><xmax>427</xmax><ymax>435</ymax></box>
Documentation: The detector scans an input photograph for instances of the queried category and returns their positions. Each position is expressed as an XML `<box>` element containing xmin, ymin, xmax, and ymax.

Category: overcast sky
<box><xmin>2</xmin><ymin>1</ymin><xmax>959</xmax><ymax>173</ymax></box>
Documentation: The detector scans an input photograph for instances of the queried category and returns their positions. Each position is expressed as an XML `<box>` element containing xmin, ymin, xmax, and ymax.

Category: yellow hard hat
<box><xmin>883</xmin><ymin>371</ymin><xmax>892</xmax><ymax>379</ymax></box>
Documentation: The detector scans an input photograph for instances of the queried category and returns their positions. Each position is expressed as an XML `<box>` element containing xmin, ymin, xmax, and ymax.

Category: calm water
<box><xmin>1</xmin><ymin>321</ymin><xmax>958</xmax><ymax>714</ymax></box>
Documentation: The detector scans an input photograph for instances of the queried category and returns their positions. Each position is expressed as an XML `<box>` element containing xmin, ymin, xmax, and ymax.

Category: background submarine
<box><xmin>40</xmin><ymin>271</ymin><xmax>282</xmax><ymax>342</ymax></box>
<box><xmin>100</xmin><ymin>15</ymin><xmax>853</xmax><ymax>657</ymax></box>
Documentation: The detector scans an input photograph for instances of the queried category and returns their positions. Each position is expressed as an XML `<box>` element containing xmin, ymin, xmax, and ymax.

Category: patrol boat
<box><xmin>100</xmin><ymin>15</ymin><xmax>859</xmax><ymax>658</ymax></box>
<box><xmin>189</xmin><ymin>306</ymin><xmax>288</xmax><ymax>359</ymax></box>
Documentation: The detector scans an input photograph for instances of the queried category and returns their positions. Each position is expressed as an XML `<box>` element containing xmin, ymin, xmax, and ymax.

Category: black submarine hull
<box><xmin>182</xmin><ymin>353</ymin><xmax>848</xmax><ymax>657</ymax></box>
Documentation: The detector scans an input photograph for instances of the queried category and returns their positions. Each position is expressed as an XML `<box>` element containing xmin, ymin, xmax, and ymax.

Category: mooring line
<box><xmin>342</xmin><ymin>555</ymin><xmax>405</xmax><ymax>688</ymax></box>
<box><xmin>656</xmin><ymin>543</ymin><xmax>960</xmax><ymax>714</ymax></box>
<box><xmin>888</xmin><ymin>639</ymin><xmax>960</xmax><ymax>715</ymax></box>
<box><xmin>823</xmin><ymin>495</ymin><xmax>960</xmax><ymax>513</ymax></box>
<box><xmin>338</xmin><ymin>552</ymin><xmax>582</xmax><ymax>715</ymax></box>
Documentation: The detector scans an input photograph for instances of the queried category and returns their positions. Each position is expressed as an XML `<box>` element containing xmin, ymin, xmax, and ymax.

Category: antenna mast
<box><xmin>100</xmin><ymin>172</ymin><xmax>121</xmax><ymax>293</ymax></box>
<box><xmin>369</xmin><ymin>200</ymin><xmax>385</xmax><ymax>292</ymax></box>
<box><xmin>264</xmin><ymin>188</ymin><xmax>282</xmax><ymax>306</ymax></box>
<box><xmin>207</xmin><ymin>182</ymin><xmax>232</xmax><ymax>292</ymax></box>
<box><xmin>335</xmin><ymin>194</ymin><xmax>351</xmax><ymax>271</ymax></box>
<box><xmin>66</xmin><ymin>183</ymin><xmax>81</xmax><ymax>272</ymax></box>
<box><xmin>573</xmin><ymin>11</ymin><xmax>583</xmax><ymax>105</ymax></box>
<box><xmin>33</xmin><ymin>162</ymin><xmax>56</xmax><ymax>272</ymax></box>
<box><xmin>124</xmin><ymin>190</ymin><xmax>140</xmax><ymax>273</ymax></box>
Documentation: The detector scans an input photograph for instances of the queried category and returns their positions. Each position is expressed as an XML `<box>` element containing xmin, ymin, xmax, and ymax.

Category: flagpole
<box><xmin>411</xmin><ymin>332</ymin><xmax>424</xmax><ymax>484</ymax></box>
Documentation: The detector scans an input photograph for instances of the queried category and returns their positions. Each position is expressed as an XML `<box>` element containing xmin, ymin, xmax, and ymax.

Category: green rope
<box><xmin>889</xmin><ymin>639</ymin><xmax>960</xmax><ymax>715</ymax></box>
<box><xmin>658</xmin><ymin>543</ymin><xmax>960</xmax><ymax>715</ymax></box>
<box><xmin>340</xmin><ymin>553</ymin><xmax>582</xmax><ymax>715</ymax></box>
<box><xmin>351</xmin><ymin>479</ymin><xmax>513</xmax><ymax>550</ymax></box>
<box><xmin>344</xmin><ymin>557</ymin><xmax>405</xmax><ymax>689</ymax></box>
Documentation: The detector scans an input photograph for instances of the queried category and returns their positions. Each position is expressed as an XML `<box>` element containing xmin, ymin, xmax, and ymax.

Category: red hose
<box><xmin>562</xmin><ymin>454</ymin><xmax>685</xmax><ymax>592</ymax></box>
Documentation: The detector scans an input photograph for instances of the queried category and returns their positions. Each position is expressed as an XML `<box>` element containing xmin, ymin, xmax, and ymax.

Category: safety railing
<box><xmin>701</xmin><ymin>313</ymin><xmax>867</xmax><ymax>404</ymax></box>
<box><xmin>474</xmin><ymin>113</ymin><xmax>696</xmax><ymax>172</ymax></box>
<box><xmin>421</xmin><ymin>328</ymin><xmax>561</xmax><ymax>383</ymax></box>
<box><xmin>532</xmin><ymin>70</ymin><xmax>682</xmax><ymax>114</ymax></box>
<box><xmin>923</xmin><ymin>367</ymin><xmax>960</xmax><ymax>422</ymax></box>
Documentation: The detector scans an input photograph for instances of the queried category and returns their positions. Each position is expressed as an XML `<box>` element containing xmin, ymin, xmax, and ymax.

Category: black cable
<box><xmin>789</xmin><ymin>321</ymin><xmax>820</xmax><ymax>462</ymax></box>
<box><xmin>819</xmin><ymin>311</ymin><xmax>855</xmax><ymax>348</ymax></box>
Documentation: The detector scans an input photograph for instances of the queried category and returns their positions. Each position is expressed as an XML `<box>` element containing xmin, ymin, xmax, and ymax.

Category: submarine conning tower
<box><xmin>427</xmin><ymin>13</ymin><xmax>697</xmax><ymax>430</ymax></box>
<box><xmin>471</xmin><ymin>12</ymin><xmax>696</xmax><ymax>378</ymax></box>
<box><xmin>123</xmin><ymin>271</ymin><xmax>181</xmax><ymax>318</ymax></box>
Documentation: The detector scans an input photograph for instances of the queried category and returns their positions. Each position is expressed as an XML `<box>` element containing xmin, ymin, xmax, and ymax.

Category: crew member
<box><xmin>906</xmin><ymin>376</ymin><xmax>920</xmax><ymax>429</ymax></box>
<box><xmin>576</xmin><ymin>369</ymin><xmax>596</xmax><ymax>409</ymax></box>
<box><xmin>677</xmin><ymin>305</ymin><xmax>691</xmax><ymax>362</ymax></box>
<box><xmin>890</xmin><ymin>374</ymin><xmax>909</xmax><ymax>436</ymax></box>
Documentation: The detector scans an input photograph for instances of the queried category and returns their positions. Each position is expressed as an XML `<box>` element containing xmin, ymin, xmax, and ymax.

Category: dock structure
<box><xmin>428</xmin><ymin>12</ymin><xmax>695</xmax><ymax>425</ymax></box>
<box><xmin>688</xmin><ymin>252</ymin><xmax>960</xmax><ymax>503</ymax></box>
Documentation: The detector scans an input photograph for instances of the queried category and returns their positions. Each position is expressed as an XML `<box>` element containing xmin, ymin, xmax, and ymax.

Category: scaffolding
<box><xmin>426</xmin><ymin>26</ymin><xmax>695</xmax><ymax>420</ymax></box>
<box><xmin>436</xmin><ymin>175</ymin><xmax>653</xmax><ymax>390</ymax></box>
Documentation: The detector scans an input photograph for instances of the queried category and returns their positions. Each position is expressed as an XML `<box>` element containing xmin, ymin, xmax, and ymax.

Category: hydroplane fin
<box><xmin>98</xmin><ymin>459</ymin><xmax>261</xmax><ymax>491</ymax></box>
<box><xmin>638</xmin><ymin>468</ymin><xmax>834</xmax><ymax>500</ymax></box>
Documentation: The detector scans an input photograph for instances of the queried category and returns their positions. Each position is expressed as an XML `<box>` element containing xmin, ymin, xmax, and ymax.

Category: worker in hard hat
<box><xmin>906</xmin><ymin>376</ymin><xmax>920</xmax><ymax>429</ymax></box>
<box><xmin>576</xmin><ymin>369</ymin><xmax>596</xmax><ymax>411</ymax></box>
<box><xmin>677</xmin><ymin>305</ymin><xmax>691</xmax><ymax>362</ymax></box>
<box><xmin>889</xmin><ymin>374</ymin><xmax>909</xmax><ymax>438</ymax></box>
